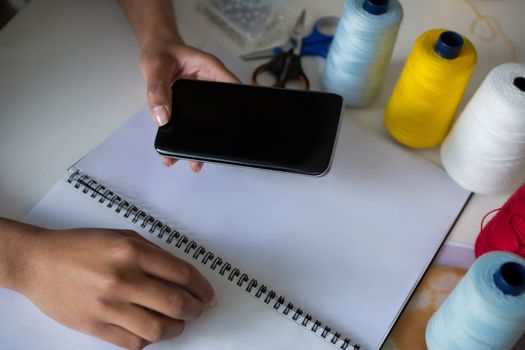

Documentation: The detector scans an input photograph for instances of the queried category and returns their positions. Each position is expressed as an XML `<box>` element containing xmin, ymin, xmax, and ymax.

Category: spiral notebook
<box><xmin>0</xmin><ymin>47</ymin><xmax>471</xmax><ymax>350</ymax></box>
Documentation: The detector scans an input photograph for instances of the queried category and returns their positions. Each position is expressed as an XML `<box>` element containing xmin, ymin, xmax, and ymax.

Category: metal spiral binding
<box><xmin>66</xmin><ymin>169</ymin><xmax>360</xmax><ymax>350</ymax></box>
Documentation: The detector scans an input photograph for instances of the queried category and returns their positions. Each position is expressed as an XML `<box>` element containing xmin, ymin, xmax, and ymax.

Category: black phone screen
<box><xmin>154</xmin><ymin>79</ymin><xmax>343</xmax><ymax>175</ymax></box>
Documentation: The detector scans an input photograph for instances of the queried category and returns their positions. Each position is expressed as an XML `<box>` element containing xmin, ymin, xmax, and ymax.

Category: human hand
<box><xmin>17</xmin><ymin>227</ymin><xmax>215</xmax><ymax>350</ymax></box>
<box><xmin>140</xmin><ymin>40</ymin><xmax>240</xmax><ymax>171</ymax></box>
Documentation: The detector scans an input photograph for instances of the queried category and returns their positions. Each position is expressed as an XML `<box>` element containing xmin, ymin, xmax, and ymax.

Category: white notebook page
<box><xmin>69</xmin><ymin>104</ymin><xmax>470</xmax><ymax>349</ymax></box>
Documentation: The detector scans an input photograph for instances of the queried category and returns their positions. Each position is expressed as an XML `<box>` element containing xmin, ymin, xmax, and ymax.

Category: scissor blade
<box><xmin>287</xmin><ymin>10</ymin><xmax>306</xmax><ymax>56</ymax></box>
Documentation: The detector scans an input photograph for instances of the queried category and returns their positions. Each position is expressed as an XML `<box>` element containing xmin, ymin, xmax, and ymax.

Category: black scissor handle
<box><xmin>252</xmin><ymin>51</ymin><xmax>310</xmax><ymax>90</ymax></box>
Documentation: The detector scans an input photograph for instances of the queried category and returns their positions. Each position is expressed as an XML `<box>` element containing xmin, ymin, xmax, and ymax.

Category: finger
<box><xmin>134</xmin><ymin>240</ymin><xmax>215</xmax><ymax>304</ymax></box>
<box><xmin>91</xmin><ymin>323</ymin><xmax>149</xmax><ymax>350</ymax></box>
<box><xmin>112</xmin><ymin>230</ymin><xmax>157</xmax><ymax>247</ymax></box>
<box><xmin>189</xmin><ymin>161</ymin><xmax>203</xmax><ymax>173</ymax></box>
<box><xmin>163</xmin><ymin>157</ymin><xmax>177</xmax><ymax>167</ymax></box>
<box><xmin>206</xmin><ymin>55</ymin><xmax>241</xmax><ymax>84</ymax></box>
<box><xmin>109</xmin><ymin>232</ymin><xmax>214</xmax><ymax>308</ymax></box>
<box><xmin>127</xmin><ymin>276</ymin><xmax>206</xmax><ymax>321</ymax></box>
<box><xmin>105</xmin><ymin>303</ymin><xmax>185</xmax><ymax>343</ymax></box>
<box><xmin>142</xmin><ymin>57</ymin><xmax>173</xmax><ymax>127</ymax></box>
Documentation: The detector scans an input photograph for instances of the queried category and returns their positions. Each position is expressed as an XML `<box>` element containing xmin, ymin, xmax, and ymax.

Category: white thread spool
<box><xmin>441</xmin><ymin>63</ymin><xmax>525</xmax><ymax>194</ymax></box>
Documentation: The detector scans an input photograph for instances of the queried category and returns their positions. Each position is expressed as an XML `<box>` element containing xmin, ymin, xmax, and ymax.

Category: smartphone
<box><xmin>154</xmin><ymin>79</ymin><xmax>343</xmax><ymax>176</ymax></box>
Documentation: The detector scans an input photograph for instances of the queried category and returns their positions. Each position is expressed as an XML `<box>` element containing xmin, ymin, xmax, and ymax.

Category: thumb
<box><xmin>142</xmin><ymin>58</ymin><xmax>173</xmax><ymax>127</ymax></box>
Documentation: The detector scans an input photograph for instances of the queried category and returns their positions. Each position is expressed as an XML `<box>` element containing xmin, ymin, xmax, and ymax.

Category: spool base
<box><xmin>385</xmin><ymin>117</ymin><xmax>446</xmax><ymax>149</ymax></box>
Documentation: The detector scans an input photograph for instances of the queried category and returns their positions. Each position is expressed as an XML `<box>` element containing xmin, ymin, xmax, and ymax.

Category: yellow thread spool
<box><xmin>384</xmin><ymin>29</ymin><xmax>477</xmax><ymax>148</ymax></box>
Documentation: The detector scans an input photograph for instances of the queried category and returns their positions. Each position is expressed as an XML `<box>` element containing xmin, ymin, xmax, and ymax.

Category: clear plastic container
<box><xmin>199</xmin><ymin>0</ymin><xmax>288</xmax><ymax>45</ymax></box>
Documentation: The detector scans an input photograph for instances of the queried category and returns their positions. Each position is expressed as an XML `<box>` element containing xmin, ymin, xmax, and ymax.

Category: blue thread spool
<box><xmin>322</xmin><ymin>0</ymin><xmax>403</xmax><ymax>107</ymax></box>
<box><xmin>426</xmin><ymin>251</ymin><xmax>525</xmax><ymax>350</ymax></box>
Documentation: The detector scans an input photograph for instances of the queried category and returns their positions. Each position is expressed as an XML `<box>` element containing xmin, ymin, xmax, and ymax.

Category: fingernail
<box><xmin>208</xmin><ymin>295</ymin><xmax>218</xmax><ymax>308</ymax></box>
<box><xmin>190</xmin><ymin>162</ymin><xmax>203</xmax><ymax>173</ymax></box>
<box><xmin>153</xmin><ymin>105</ymin><xmax>169</xmax><ymax>126</ymax></box>
<box><xmin>163</xmin><ymin>158</ymin><xmax>175</xmax><ymax>167</ymax></box>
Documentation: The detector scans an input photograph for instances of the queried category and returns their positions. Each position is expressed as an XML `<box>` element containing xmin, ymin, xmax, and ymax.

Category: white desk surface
<box><xmin>0</xmin><ymin>0</ymin><xmax>524</xmax><ymax>245</ymax></box>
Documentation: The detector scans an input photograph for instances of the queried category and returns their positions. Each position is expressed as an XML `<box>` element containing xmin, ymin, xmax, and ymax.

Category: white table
<box><xmin>1</xmin><ymin>0</ymin><xmax>524</xmax><ymax>247</ymax></box>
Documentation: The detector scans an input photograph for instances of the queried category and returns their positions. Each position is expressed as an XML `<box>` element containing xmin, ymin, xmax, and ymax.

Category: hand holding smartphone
<box><xmin>154</xmin><ymin>80</ymin><xmax>343</xmax><ymax>176</ymax></box>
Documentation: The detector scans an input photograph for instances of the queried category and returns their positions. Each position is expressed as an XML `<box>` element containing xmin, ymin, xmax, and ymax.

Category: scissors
<box><xmin>240</xmin><ymin>16</ymin><xmax>337</xmax><ymax>60</ymax></box>
<box><xmin>240</xmin><ymin>13</ymin><xmax>337</xmax><ymax>90</ymax></box>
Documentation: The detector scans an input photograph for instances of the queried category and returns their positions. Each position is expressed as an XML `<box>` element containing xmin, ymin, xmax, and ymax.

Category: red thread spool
<box><xmin>476</xmin><ymin>182</ymin><xmax>525</xmax><ymax>259</ymax></box>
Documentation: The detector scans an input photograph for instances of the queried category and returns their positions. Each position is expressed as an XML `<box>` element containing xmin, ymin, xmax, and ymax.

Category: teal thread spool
<box><xmin>426</xmin><ymin>251</ymin><xmax>525</xmax><ymax>350</ymax></box>
<box><xmin>322</xmin><ymin>0</ymin><xmax>403</xmax><ymax>107</ymax></box>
